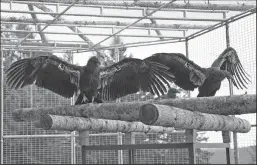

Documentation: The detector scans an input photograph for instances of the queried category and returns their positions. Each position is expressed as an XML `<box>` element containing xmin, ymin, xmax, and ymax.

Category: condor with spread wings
<box><xmin>145</xmin><ymin>47</ymin><xmax>251</xmax><ymax>97</ymax></box>
<box><xmin>5</xmin><ymin>55</ymin><xmax>175</xmax><ymax>104</ymax></box>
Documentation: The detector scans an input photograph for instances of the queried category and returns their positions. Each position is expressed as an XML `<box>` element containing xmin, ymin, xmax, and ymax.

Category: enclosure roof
<box><xmin>1</xmin><ymin>0</ymin><xmax>256</xmax><ymax>53</ymax></box>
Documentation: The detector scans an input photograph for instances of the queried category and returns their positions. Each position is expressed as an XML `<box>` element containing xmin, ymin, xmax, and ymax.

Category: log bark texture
<box><xmin>139</xmin><ymin>104</ymin><xmax>251</xmax><ymax>133</ymax></box>
<box><xmin>156</xmin><ymin>94</ymin><xmax>256</xmax><ymax>115</ymax></box>
<box><xmin>33</xmin><ymin>120</ymin><xmax>42</xmax><ymax>128</ymax></box>
<box><xmin>12</xmin><ymin>94</ymin><xmax>256</xmax><ymax>122</ymax></box>
<box><xmin>12</xmin><ymin>102</ymin><xmax>144</xmax><ymax>122</ymax></box>
<box><xmin>38</xmin><ymin>114</ymin><xmax>174</xmax><ymax>133</ymax></box>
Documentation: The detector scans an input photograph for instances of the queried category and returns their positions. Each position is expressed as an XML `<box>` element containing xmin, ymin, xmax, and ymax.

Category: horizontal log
<box><xmin>139</xmin><ymin>104</ymin><xmax>251</xmax><ymax>133</ymax></box>
<box><xmin>12</xmin><ymin>94</ymin><xmax>256</xmax><ymax>122</ymax></box>
<box><xmin>33</xmin><ymin>120</ymin><xmax>41</xmax><ymax>128</ymax></box>
<box><xmin>157</xmin><ymin>94</ymin><xmax>256</xmax><ymax>115</ymax></box>
<box><xmin>12</xmin><ymin>102</ymin><xmax>144</xmax><ymax>122</ymax></box>
<box><xmin>1</xmin><ymin>17</ymin><xmax>210</xmax><ymax>30</ymax></box>
<box><xmin>38</xmin><ymin>114</ymin><xmax>174</xmax><ymax>133</ymax></box>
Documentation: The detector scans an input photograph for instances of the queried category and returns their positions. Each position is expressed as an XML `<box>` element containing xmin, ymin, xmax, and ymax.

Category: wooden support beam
<box><xmin>139</xmin><ymin>104</ymin><xmax>251</xmax><ymax>133</ymax></box>
<box><xmin>37</xmin><ymin>114</ymin><xmax>175</xmax><ymax>133</ymax></box>
<box><xmin>12</xmin><ymin>94</ymin><xmax>256</xmax><ymax>122</ymax></box>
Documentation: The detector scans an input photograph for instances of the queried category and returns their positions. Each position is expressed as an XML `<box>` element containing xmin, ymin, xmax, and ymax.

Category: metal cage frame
<box><xmin>0</xmin><ymin>0</ymin><xmax>256</xmax><ymax>164</ymax></box>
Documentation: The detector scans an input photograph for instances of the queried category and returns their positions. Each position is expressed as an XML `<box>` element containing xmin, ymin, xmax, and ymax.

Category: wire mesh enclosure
<box><xmin>0</xmin><ymin>0</ymin><xmax>256</xmax><ymax>164</ymax></box>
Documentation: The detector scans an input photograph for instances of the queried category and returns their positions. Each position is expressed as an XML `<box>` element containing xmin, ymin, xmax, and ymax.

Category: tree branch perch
<box><xmin>12</xmin><ymin>102</ymin><xmax>144</xmax><ymax>122</ymax></box>
<box><xmin>157</xmin><ymin>94</ymin><xmax>256</xmax><ymax>115</ymax></box>
<box><xmin>12</xmin><ymin>94</ymin><xmax>255</xmax><ymax>122</ymax></box>
<box><xmin>139</xmin><ymin>104</ymin><xmax>251</xmax><ymax>133</ymax></box>
<box><xmin>37</xmin><ymin>114</ymin><xmax>174</xmax><ymax>133</ymax></box>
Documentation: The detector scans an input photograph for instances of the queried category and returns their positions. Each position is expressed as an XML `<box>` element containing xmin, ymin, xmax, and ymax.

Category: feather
<box><xmin>235</xmin><ymin>65</ymin><xmax>247</xmax><ymax>89</ymax></box>
<box><xmin>152</xmin><ymin>74</ymin><xmax>167</xmax><ymax>94</ymax></box>
<box><xmin>238</xmin><ymin>63</ymin><xmax>251</xmax><ymax>82</ymax></box>
<box><xmin>150</xmin><ymin>75</ymin><xmax>164</xmax><ymax>96</ymax></box>
<box><xmin>236</xmin><ymin>64</ymin><xmax>249</xmax><ymax>84</ymax></box>
<box><xmin>6</xmin><ymin>69</ymin><xmax>26</xmax><ymax>87</ymax></box>
<box><xmin>5</xmin><ymin>55</ymin><xmax>82</xmax><ymax>98</ymax></box>
<box><xmin>151</xmin><ymin>70</ymin><xmax>172</xmax><ymax>89</ymax></box>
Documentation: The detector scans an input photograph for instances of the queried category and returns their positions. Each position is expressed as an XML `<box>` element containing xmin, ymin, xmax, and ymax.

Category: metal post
<box><xmin>185</xmin><ymin>39</ymin><xmax>191</xmax><ymax>98</ymax></box>
<box><xmin>0</xmin><ymin>50</ymin><xmax>4</xmax><ymax>164</ymax></box>
<box><xmin>30</xmin><ymin>51</ymin><xmax>33</xmax><ymax>107</ymax></box>
<box><xmin>79</xmin><ymin>131</ymin><xmax>90</xmax><ymax>164</ymax></box>
<box><xmin>70</xmin><ymin>51</ymin><xmax>76</xmax><ymax>164</ymax></box>
<box><xmin>225</xmin><ymin>22</ymin><xmax>239</xmax><ymax>164</ymax></box>
<box><xmin>222</xmin><ymin>131</ymin><xmax>231</xmax><ymax>164</ymax></box>
<box><xmin>117</xmin><ymin>132</ymin><xmax>123</xmax><ymax>164</ymax></box>
<box><xmin>185</xmin><ymin>129</ymin><xmax>196</xmax><ymax>164</ymax></box>
<box><xmin>125</xmin><ymin>133</ymin><xmax>135</xmax><ymax>164</ymax></box>
<box><xmin>114</xmin><ymin>44</ymin><xmax>123</xmax><ymax>164</ymax></box>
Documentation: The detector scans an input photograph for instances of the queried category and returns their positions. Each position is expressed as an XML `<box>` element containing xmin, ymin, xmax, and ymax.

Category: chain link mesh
<box><xmin>188</xmin><ymin>13</ymin><xmax>256</xmax><ymax>164</ymax></box>
<box><xmin>2</xmin><ymin>12</ymin><xmax>256</xmax><ymax>165</ymax></box>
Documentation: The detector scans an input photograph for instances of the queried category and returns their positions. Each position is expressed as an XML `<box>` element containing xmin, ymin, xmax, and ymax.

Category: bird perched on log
<box><xmin>145</xmin><ymin>47</ymin><xmax>251</xmax><ymax>97</ymax></box>
<box><xmin>5</xmin><ymin>55</ymin><xmax>175</xmax><ymax>104</ymax></box>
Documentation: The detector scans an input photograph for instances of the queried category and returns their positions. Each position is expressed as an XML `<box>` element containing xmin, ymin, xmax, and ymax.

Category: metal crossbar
<box><xmin>87</xmin><ymin>0</ymin><xmax>177</xmax><ymax>52</ymax></box>
<box><xmin>16</xmin><ymin>0</ymin><xmax>80</xmax><ymax>46</ymax></box>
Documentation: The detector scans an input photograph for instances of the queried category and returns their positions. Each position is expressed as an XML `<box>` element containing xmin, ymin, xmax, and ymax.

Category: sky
<box><xmin>1</xmin><ymin>1</ymin><xmax>256</xmax><ymax>148</ymax></box>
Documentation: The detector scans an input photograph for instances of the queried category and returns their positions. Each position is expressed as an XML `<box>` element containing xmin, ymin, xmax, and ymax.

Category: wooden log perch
<box><xmin>12</xmin><ymin>102</ymin><xmax>144</xmax><ymax>122</ymax></box>
<box><xmin>139</xmin><ymin>104</ymin><xmax>251</xmax><ymax>133</ymax></box>
<box><xmin>33</xmin><ymin>120</ymin><xmax>42</xmax><ymax>128</ymax></box>
<box><xmin>12</xmin><ymin>94</ymin><xmax>255</xmax><ymax>122</ymax></box>
<box><xmin>38</xmin><ymin>114</ymin><xmax>174</xmax><ymax>133</ymax></box>
<box><xmin>156</xmin><ymin>94</ymin><xmax>256</xmax><ymax>115</ymax></box>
